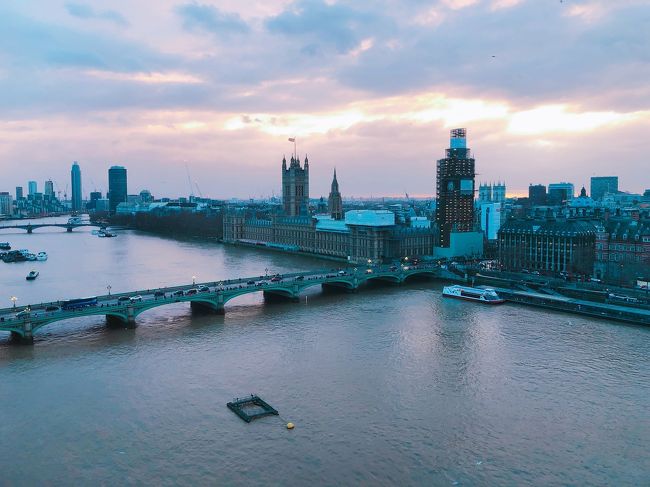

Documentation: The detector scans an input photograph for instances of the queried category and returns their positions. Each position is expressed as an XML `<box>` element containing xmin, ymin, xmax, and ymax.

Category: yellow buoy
<box><xmin>286</xmin><ymin>422</ymin><xmax>295</xmax><ymax>430</ymax></box>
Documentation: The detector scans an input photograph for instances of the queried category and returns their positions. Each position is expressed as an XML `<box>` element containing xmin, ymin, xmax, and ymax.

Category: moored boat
<box><xmin>0</xmin><ymin>242</ymin><xmax>10</xmax><ymax>250</ymax></box>
<box><xmin>442</xmin><ymin>285</ymin><xmax>505</xmax><ymax>304</ymax></box>
<box><xmin>26</xmin><ymin>270</ymin><xmax>39</xmax><ymax>280</ymax></box>
<box><xmin>36</xmin><ymin>251</ymin><xmax>48</xmax><ymax>261</ymax></box>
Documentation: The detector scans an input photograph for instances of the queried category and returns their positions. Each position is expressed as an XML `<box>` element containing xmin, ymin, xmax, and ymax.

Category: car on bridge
<box><xmin>154</xmin><ymin>291</ymin><xmax>165</xmax><ymax>298</ymax></box>
<box><xmin>186</xmin><ymin>289</ymin><xmax>198</xmax><ymax>295</ymax></box>
<box><xmin>15</xmin><ymin>309</ymin><xmax>31</xmax><ymax>318</ymax></box>
<box><xmin>172</xmin><ymin>290</ymin><xmax>184</xmax><ymax>297</ymax></box>
<box><xmin>270</xmin><ymin>276</ymin><xmax>282</xmax><ymax>282</ymax></box>
<box><xmin>294</xmin><ymin>275</ymin><xmax>304</xmax><ymax>281</ymax></box>
<box><xmin>198</xmin><ymin>286</ymin><xmax>210</xmax><ymax>292</ymax></box>
<box><xmin>45</xmin><ymin>305</ymin><xmax>60</xmax><ymax>312</ymax></box>
<box><xmin>129</xmin><ymin>295</ymin><xmax>143</xmax><ymax>302</ymax></box>
<box><xmin>246</xmin><ymin>280</ymin><xmax>255</xmax><ymax>285</ymax></box>
<box><xmin>118</xmin><ymin>296</ymin><xmax>131</xmax><ymax>303</ymax></box>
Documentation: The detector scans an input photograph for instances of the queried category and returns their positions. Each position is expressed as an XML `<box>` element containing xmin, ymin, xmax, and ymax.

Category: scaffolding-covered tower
<box><xmin>436</xmin><ymin>128</ymin><xmax>476</xmax><ymax>248</ymax></box>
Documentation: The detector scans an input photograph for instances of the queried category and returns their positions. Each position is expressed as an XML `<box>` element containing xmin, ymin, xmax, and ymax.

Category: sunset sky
<box><xmin>1</xmin><ymin>0</ymin><xmax>649</xmax><ymax>199</ymax></box>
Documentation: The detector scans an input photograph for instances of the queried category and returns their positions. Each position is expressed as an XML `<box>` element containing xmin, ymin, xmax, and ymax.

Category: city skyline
<box><xmin>1</xmin><ymin>1</ymin><xmax>649</xmax><ymax>197</ymax></box>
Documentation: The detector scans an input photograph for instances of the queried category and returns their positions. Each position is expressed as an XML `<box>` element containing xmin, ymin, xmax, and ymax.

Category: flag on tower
<box><xmin>288</xmin><ymin>137</ymin><xmax>295</xmax><ymax>142</ymax></box>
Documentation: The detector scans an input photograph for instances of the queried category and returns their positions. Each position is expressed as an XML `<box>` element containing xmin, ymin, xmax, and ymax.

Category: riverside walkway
<box><xmin>0</xmin><ymin>264</ymin><xmax>441</xmax><ymax>344</ymax></box>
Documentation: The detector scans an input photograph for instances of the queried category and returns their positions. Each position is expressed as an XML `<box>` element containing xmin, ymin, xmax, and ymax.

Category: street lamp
<box><xmin>265</xmin><ymin>268</ymin><xmax>269</xmax><ymax>277</ymax></box>
<box><xmin>11</xmin><ymin>296</ymin><xmax>17</xmax><ymax>308</ymax></box>
<box><xmin>192</xmin><ymin>275</ymin><xmax>196</xmax><ymax>285</ymax></box>
<box><xmin>107</xmin><ymin>285</ymin><xmax>112</xmax><ymax>296</ymax></box>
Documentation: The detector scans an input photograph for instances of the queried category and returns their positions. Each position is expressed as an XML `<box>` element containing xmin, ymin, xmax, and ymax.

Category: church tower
<box><xmin>282</xmin><ymin>154</ymin><xmax>309</xmax><ymax>216</ymax></box>
<box><xmin>327</xmin><ymin>168</ymin><xmax>343</xmax><ymax>220</ymax></box>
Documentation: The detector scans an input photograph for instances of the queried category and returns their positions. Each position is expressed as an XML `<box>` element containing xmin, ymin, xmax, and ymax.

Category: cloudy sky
<box><xmin>1</xmin><ymin>0</ymin><xmax>649</xmax><ymax>199</ymax></box>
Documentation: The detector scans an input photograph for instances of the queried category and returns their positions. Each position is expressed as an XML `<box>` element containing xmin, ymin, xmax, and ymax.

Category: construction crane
<box><xmin>184</xmin><ymin>162</ymin><xmax>194</xmax><ymax>199</ymax></box>
<box><xmin>194</xmin><ymin>182</ymin><xmax>203</xmax><ymax>198</ymax></box>
<box><xmin>52</xmin><ymin>180</ymin><xmax>67</xmax><ymax>201</ymax></box>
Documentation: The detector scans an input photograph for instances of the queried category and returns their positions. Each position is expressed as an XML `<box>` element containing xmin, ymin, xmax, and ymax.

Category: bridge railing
<box><xmin>0</xmin><ymin>264</ymin><xmax>441</xmax><ymax>319</ymax></box>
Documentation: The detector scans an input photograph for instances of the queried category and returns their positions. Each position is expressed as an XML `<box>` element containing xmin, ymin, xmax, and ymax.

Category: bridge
<box><xmin>0</xmin><ymin>264</ymin><xmax>443</xmax><ymax>344</ymax></box>
<box><xmin>0</xmin><ymin>223</ymin><xmax>105</xmax><ymax>233</ymax></box>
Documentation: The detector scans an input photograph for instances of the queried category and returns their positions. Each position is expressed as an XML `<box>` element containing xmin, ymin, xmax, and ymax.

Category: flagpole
<box><xmin>288</xmin><ymin>136</ymin><xmax>297</xmax><ymax>160</ymax></box>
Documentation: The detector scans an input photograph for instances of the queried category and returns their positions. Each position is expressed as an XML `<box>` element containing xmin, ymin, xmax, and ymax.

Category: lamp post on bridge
<box><xmin>11</xmin><ymin>296</ymin><xmax>17</xmax><ymax>308</ymax></box>
<box><xmin>192</xmin><ymin>275</ymin><xmax>196</xmax><ymax>285</ymax></box>
<box><xmin>107</xmin><ymin>285</ymin><xmax>112</xmax><ymax>296</ymax></box>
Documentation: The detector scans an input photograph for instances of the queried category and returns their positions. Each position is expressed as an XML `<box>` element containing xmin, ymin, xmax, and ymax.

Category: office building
<box><xmin>594</xmin><ymin>217</ymin><xmax>650</xmax><ymax>284</ymax></box>
<box><xmin>71</xmin><ymin>162</ymin><xmax>82</xmax><ymax>211</ymax></box>
<box><xmin>547</xmin><ymin>182</ymin><xmax>574</xmax><ymax>205</ymax></box>
<box><xmin>590</xmin><ymin>176</ymin><xmax>618</xmax><ymax>201</ymax></box>
<box><xmin>108</xmin><ymin>166</ymin><xmax>128</xmax><ymax>214</ymax></box>
<box><xmin>436</xmin><ymin>128</ymin><xmax>476</xmax><ymax>247</ymax></box>
<box><xmin>16</xmin><ymin>187</ymin><xmax>23</xmax><ymax>200</ymax></box>
<box><xmin>498</xmin><ymin>218</ymin><xmax>596</xmax><ymax>274</ymax></box>
<box><xmin>528</xmin><ymin>184</ymin><xmax>547</xmax><ymax>206</ymax></box>
<box><xmin>44</xmin><ymin>180</ymin><xmax>54</xmax><ymax>197</ymax></box>
<box><xmin>480</xmin><ymin>202</ymin><xmax>502</xmax><ymax>240</ymax></box>
<box><xmin>28</xmin><ymin>181</ymin><xmax>37</xmax><ymax>196</ymax></box>
<box><xmin>0</xmin><ymin>192</ymin><xmax>12</xmax><ymax>216</ymax></box>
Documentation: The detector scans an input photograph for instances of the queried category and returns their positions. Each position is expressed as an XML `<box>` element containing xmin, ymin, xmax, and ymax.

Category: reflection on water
<box><xmin>1</xmin><ymin>219</ymin><xmax>649</xmax><ymax>485</ymax></box>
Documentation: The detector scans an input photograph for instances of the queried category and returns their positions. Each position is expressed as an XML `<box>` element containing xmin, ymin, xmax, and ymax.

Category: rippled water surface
<box><xmin>1</xmin><ymin>220</ymin><xmax>649</xmax><ymax>486</ymax></box>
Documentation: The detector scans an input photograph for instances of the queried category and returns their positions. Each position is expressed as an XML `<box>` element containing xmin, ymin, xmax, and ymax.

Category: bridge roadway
<box><xmin>0</xmin><ymin>223</ymin><xmax>104</xmax><ymax>233</ymax></box>
<box><xmin>0</xmin><ymin>264</ymin><xmax>441</xmax><ymax>344</ymax></box>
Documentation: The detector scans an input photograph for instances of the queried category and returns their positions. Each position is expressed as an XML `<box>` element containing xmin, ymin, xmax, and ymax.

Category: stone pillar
<box><xmin>126</xmin><ymin>306</ymin><xmax>136</xmax><ymax>328</ymax></box>
<box><xmin>27</xmin><ymin>226</ymin><xmax>33</xmax><ymax>234</ymax></box>
<box><xmin>11</xmin><ymin>323</ymin><xmax>34</xmax><ymax>345</ymax></box>
<box><xmin>216</xmin><ymin>293</ymin><xmax>225</xmax><ymax>315</ymax></box>
<box><xmin>67</xmin><ymin>227</ymin><xmax>73</xmax><ymax>233</ymax></box>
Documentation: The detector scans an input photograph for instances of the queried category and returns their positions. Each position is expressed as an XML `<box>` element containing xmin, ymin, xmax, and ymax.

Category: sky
<box><xmin>0</xmin><ymin>0</ymin><xmax>649</xmax><ymax>199</ymax></box>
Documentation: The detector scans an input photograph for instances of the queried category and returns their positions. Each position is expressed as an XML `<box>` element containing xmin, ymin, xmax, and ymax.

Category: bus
<box><xmin>62</xmin><ymin>297</ymin><xmax>98</xmax><ymax>310</ymax></box>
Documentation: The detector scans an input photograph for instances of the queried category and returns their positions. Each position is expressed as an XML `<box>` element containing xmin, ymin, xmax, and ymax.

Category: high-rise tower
<box><xmin>108</xmin><ymin>165</ymin><xmax>127</xmax><ymax>214</ymax></box>
<box><xmin>71</xmin><ymin>162</ymin><xmax>82</xmax><ymax>211</ymax></box>
<box><xmin>327</xmin><ymin>168</ymin><xmax>343</xmax><ymax>220</ymax></box>
<box><xmin>282</xmin><ymin>155</ymin><xmax>309</xmax><ymax>216</ymax></box>
<box><xmin>436</xmin><ymin>128</ymin><xmax>476</xmax><ymax>248</ymax></box>
<box><xmin>44</xmin><ymin>180</ymin><xmax>54</xmax><ymax>197</ymax></box>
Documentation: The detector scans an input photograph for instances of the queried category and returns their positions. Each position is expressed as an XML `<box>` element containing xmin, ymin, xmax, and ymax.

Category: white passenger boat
<box><xmin>36</xmin><ymin>252</ymin><xmax>48</xmax><ymax>261</ymax></box>
<box><xmin>442</xmin><ymin>285</ymin><xmax>506</xmax><ymax>304</ymax></box>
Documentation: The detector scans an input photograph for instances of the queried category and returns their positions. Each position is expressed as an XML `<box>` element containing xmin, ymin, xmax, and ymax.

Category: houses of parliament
<box><xmin>223</xmin><ymin>154</ymin><xmax>437</xmax><ymax>263</ymax></box>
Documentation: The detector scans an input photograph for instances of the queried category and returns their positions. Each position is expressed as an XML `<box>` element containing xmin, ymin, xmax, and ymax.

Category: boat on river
<box><xmin>0</xmin><ymin>242</ymin><xmax>10</xmax><ymax>250</ymax></box>
<box><xmin>36</xmin><ymin>252</ymin><xmax>48</xmax><ymax>261</ymax></box>
<box><xmin>442</xmin><ymin>285</ymin><xmax>506</xmax><ymax>304</ymax></box>
<box><xmin>26</xmin><ymin>270</ymin><xmax>39</xmax><ymax>280</ymax></box>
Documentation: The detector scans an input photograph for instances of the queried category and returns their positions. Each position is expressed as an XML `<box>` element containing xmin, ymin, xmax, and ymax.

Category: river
<box><xmin>1</xmin><ymin>218</ymin><xmax>648</xmax><ymax>486</ymax></box>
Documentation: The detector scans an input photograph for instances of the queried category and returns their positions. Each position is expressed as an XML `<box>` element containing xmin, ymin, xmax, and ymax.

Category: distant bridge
<box><xmin>0</xmin><ymin>264</ymin><xmax>443</xmax><ymax>344</ymax></box>
<box><xmin>0</xmin><ymin>223</ymin><xmax>105</xmax><ymax>233</ymax></box>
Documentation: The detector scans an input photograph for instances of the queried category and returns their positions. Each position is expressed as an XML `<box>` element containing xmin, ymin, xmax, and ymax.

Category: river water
<box><xmin>1</xmin><ymin>218</ymin><xmax>649</xmax><ymax>486</ymax></box>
